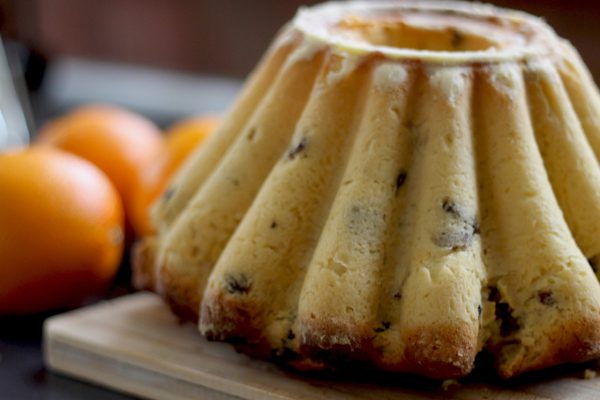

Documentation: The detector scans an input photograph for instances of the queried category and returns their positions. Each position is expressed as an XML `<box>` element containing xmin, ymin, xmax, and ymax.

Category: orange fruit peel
<box><xmin>0</xmin><ymin>147</ymin><xmax>125</xmax><ymax>314</ymax></box>
<box><xmin>35</xmin><ymin>104</ymin><xmax>164</xmax><ymax>235</ymax></box>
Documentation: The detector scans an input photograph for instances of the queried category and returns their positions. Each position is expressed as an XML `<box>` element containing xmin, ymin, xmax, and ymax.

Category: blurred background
<box><xmin>1</xmin><ymin>0</ymin><xmax>600</xmax><ymax>131</ymax></box>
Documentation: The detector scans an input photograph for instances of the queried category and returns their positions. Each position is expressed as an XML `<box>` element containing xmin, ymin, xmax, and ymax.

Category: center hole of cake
<box><xmin>333</xmin><ymin>14</ymin><xmax>507</xmax><ymax>52</ymax></box>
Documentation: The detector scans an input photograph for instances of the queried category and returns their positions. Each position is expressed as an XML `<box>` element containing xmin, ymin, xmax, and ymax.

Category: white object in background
<box><xmin>42</xmin><ymin>58</ymin><xmax>242</xmax><ymax>121</ymax></box>
<box><xmin>0</xmin><ymin>37</ymin><xmax>29</xmax><ymax>149</ymax></box>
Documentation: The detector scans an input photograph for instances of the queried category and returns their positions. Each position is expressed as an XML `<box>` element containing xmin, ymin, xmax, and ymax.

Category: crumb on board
<box><xmin>441</xmin><ymin>379</ymin><xmax>461</xmax><ymax>390</ymax></box>
<box><xmin>584</xmin><ymin>369</ymin><xmax>597</xmax><ymax>380</ymax></box>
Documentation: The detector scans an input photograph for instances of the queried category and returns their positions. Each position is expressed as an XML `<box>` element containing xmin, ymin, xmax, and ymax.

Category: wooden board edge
<box><xmin>44</xmin><ymin>325</ymin><xmax>243</xmax><ymax>400</ymax></box>
<box><xmin>41</xmin><ymin>293</ymin><xmax>600</xmax><ymax>400</ymax></box>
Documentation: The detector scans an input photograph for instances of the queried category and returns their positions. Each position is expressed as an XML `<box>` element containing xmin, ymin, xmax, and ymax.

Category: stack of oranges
<box><xmin>0</xmin><ymin>105</ymin><xmax>218</xmax><ymax>314</ymax></box>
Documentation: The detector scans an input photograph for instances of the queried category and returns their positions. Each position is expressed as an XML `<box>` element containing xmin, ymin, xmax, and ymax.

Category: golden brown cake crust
<box><xmin>497</xmin><ymin>315</ymin><xmax>600</xmax><ymax>378</ymax></box>
<box><xmin>200</xmin><ymin>291</ymin><xmax>265</xmax><ymax>345</ymax></box>
<box><xmin>160</xmin><ymin>265</ymin><xmax>200</xmax><ymax>323</ymax></box>
<box><xmin>131</xmin><ymin>237</ymin><xmax>157</xmax><ymax>292</ymax></box>
<box><xmin>132</xmin><ymin>238</ymin><xmax>200</xmax><ymax>322</ymax></box>
<box><xmin>299</xmin><ymin>319</ymin><xmax>378</xmax><ymax>366</ymax></box>
<box><xmin>402</xmin><ymin>324</ymin><xmax>477</xmax><ymax>379</ymax></box>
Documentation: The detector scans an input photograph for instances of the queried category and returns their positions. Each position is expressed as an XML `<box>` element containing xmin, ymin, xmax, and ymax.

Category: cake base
<box><xmin>43</xmin><ymin>293</ymin><xmax>600</xmax><ymax>400</ymax></box>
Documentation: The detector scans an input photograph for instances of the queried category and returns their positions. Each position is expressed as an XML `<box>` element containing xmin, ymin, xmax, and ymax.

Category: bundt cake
<box><xmin>134</xmin><ymin>1</ymin><xmax>600</xmax><ymax>379</ymax></box>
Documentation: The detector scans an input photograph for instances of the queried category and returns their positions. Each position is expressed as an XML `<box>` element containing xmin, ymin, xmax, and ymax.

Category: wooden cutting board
<box><xmin>44</xmin><ymin>292</ymin><xmax>600</xmax><ymax>400</ymax></box>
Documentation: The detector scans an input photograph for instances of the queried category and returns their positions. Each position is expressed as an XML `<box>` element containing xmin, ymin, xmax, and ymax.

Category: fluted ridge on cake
<box><xmin>474</xmin><ymin>63</ymin><xmax>600</xmax><ymax>377</ymax></box>
<box><xmin>200</xmin><ymin>51</ymin><xmax>374</xmax><ymax>355</ymax></box>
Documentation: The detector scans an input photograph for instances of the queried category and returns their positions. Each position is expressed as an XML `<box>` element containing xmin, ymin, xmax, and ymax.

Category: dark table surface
<box><xmin>1</xmin><ymin>58</ymin><xmax>241</xmax><ymax>399</ymax></box>
<box><xmin>1</xmin><ymin>313</ymin><xmax>134</xmax><ymax>400</ymax></box>
<box><xmin>0</xmin><ymin>268</ymin><xmax>137</xmax><ymax>400</ymax></box>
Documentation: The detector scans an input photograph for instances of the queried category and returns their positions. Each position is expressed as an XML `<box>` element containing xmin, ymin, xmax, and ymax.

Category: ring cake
<box><xmin>134</xmin><ymin>1</ymin><xmax>600</xmax><ymax>379</ymax></box>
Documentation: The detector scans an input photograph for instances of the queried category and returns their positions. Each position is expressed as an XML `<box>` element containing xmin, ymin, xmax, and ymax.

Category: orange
<box><xmin>0</xmin><ymin>147</ymin><xmax>124</xmax><ymax>314</ymax></box>
<box><xmin>130</xmin><ymin>116</ymin><xmax>220</xmax><ymax>236</ymax></box>
<box><xmin>35</xmin><ymin>105</ymin><xmax>164</xmax><ymax>230</ymax></box>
